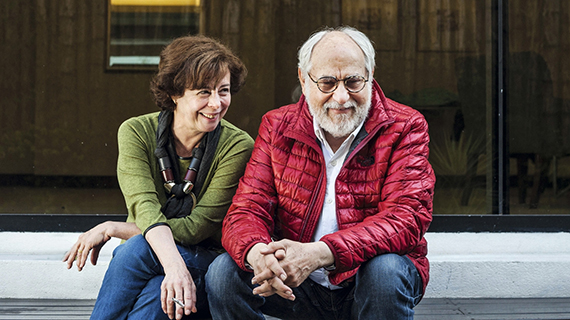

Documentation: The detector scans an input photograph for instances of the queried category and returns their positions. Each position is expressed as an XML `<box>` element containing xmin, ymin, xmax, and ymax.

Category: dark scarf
<box><xmin>155</xmin><ymin>110</ymin><xmax>221</xmax><ymax>219</ymax></box>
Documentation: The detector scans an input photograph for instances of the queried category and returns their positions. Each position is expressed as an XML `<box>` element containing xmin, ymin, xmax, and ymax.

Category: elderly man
<box><xmin>206</xmin><ymin>26</ymin><xmax>435</xmax><ymax>320</ymax></box>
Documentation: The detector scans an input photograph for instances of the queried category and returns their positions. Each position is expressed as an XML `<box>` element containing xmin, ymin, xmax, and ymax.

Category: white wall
<box><xmin>1</xmin><ymin>232</ymin><xmax>569</xmax><ymax>299</ymax></box>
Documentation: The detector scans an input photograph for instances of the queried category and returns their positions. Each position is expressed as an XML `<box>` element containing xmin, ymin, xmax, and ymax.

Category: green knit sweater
<box><xmin>117</xmin><ymin>112</ymin><xmax>254</xmax><ymax>246</ymax></box>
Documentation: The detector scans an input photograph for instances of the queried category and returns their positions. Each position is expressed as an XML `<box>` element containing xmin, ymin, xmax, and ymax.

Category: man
<box><xmin>206</xmin><ymin>26</ymin><xmax>435</xmax><ymax>320</ymax></box>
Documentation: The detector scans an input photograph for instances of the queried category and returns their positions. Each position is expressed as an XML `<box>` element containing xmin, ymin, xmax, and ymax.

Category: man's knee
<box><xmin>206</xmin><ymin>253</ymin><xmax>239</xmax><ymax>290</ymax></box>
<box><xmin>362</xmin><ymin>254</ymin><xmax>412</xmax><ymax>275</ymax></box>
<box><xmin>353</xmin><ymin>254</ymin><xmax>422</xmax><ymax>318</ymax></box>
<box><xmin>357</xmin><ymin>254</ymin><xmax>420</xmax><ymax>292</ymax></box>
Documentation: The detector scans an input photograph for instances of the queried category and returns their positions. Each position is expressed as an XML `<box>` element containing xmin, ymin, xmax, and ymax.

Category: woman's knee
<box><xmin>111</xmin><ymin>234</ymin><xmax>156</xmax><ymax>265</ymax></box>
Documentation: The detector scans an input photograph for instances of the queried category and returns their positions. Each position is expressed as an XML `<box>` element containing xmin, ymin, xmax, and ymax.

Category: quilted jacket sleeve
<box><xmin>321</xmin><ymin>110</ymin><xmax>435</xmax><ymax>274</ymax></box>
<box><xmin>222</xmin><ymin>114</ymin><xmax>278</xmax><ymax>270</ymax></box>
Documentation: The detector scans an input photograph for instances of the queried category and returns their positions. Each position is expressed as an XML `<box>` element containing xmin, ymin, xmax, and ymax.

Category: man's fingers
<box><xmin>275</xmin><ymin>288</ymin><xmax>296</xmax><ymax>301</ymax></box>
<box><xmin>260</xmin><ymin>241</ymin><xmax>286</xmax><ymax>255</ymax></box>
<box><xmin>253</xmin><ymin>278</ymin><xmax>295</xmax><ymax>301</ymax></box>
<box><xmin>252</xmin><ymin>280</ymin><xmax>275</xmax><ymax>297</ymax></box>
<box><xmin>252</xmin><ymin>267</ymin><xmax>274</xmax><ymax>284</ymax></box>
<box><xmin>274</xmin><ymin>248</ymin><xmax>286</xmax><ymax>260</ymax></box>
<box><xmin>264</xmin><ymin>254</ymin><xmax>287</xmax><ymax>281</ymax></box>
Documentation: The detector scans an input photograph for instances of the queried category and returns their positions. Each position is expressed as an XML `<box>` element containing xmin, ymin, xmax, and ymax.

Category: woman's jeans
<box><xmin>90</xmin><ymin>235</ymin><xmax>219</xmax><ymax>320</ymax></box>
<box><xmin>206</xmin><ymin>252</ymin><xmax>423</xmax><ymax>320</ymax></box>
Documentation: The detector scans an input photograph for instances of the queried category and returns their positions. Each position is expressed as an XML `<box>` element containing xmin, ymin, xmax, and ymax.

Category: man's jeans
<box><xmin>90</xmin><ymin>234</ymin><xmax>219</xmax><ymax>320</ymax></box>
<box><xmin>206</xmin><ymin>252</ymin><xmax>423</xmax><ymax>320</ymax></box>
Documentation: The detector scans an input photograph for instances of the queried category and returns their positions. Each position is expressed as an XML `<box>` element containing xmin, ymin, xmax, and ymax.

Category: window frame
<box><xmin>2</xmin><ymin>214</ymin><xmax>569</xmax><ymax>233</ymax></box>
<box><xmin>105</xmin><ymin>0</ymin><xmax>201</xmax><ymax>71</ymax></box>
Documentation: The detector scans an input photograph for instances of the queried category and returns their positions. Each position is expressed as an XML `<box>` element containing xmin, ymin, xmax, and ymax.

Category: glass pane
<box><xmin>364</xmin><ymin>0</ymin><xmax>491</xmax><ymax>214</ymax></box>
<box><xmin>2</xmin><ymin>0</ymin><xmax>569</xmax><ymax>220</ymax></box>
<box><xmin>107</xmin><ymin>0</ymin><xmax>200</xmax><ymax>70</ymax></box>
<box><xmin>507</xmin><ymin>0</ymin><xmax>570</xmax><ymax>213</ymax></box>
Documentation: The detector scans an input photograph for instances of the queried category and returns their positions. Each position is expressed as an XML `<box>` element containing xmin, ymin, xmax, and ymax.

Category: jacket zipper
<box><xmin>300</xmin><ymin>119</ymin><xmax>394</xmax><ymax>241</ymax></box>
<box><xmin>298</xmin><ymin>159</ymin><xmax>325</xmax><ymax>242</ymax></box>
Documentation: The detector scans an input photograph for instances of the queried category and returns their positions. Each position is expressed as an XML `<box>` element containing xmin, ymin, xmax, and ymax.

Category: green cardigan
<box><xmin>117</xmin><ymin>112</ymin><xmax>254</xmax><ymax>246</ymax></box>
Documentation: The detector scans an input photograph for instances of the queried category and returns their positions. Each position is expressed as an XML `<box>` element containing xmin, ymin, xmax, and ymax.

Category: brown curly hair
<box><xmin>150</xmin><ymin>35</ymin><xmax>247</xmax><ymax>111</ymax></box>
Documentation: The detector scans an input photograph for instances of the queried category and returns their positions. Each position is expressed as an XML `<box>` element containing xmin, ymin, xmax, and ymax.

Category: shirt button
<box><xmin>331</xmin><ymin>160</ymin><xmax>337</xmax><ymax>166</ymax></box>
<box><xmin>326</xmin><ymin>199</ymin><xmax>333</xmax><ymax>204</ymax></box>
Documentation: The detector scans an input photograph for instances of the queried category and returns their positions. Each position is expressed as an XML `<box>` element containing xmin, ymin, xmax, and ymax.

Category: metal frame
<box><xmin>1</xmin><ymin>214</ymin><xmax>569</xmax><ymax>233</ymax></box>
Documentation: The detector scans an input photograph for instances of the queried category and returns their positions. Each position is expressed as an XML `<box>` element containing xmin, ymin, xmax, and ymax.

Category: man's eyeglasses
<box><xmin>308</xmin><ymin>73</ymin><xmax>368</xmax><ymax>93</ymax></box>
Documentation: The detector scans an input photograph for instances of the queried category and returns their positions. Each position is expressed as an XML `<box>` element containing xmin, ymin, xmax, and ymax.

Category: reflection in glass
<box><xmin>107</xmin><ymin>0</ymin><xmax>200</xmax><ymax>69</ymax></box>
<box><xmin>507</xmin><ymin>1</ymin><xmax>570</xmax><ymax>213</ymax></box>
<box><xmin>2</xmin><ymin>0</ymin><xmax>569</xmax><ymax>216</ymax></box>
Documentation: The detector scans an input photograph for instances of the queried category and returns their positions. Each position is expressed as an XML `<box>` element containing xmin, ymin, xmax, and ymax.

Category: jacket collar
<box><xmin>283</xmin><ymin>80</ymin><xmax>393</xmax><ymax>147</ymax></box>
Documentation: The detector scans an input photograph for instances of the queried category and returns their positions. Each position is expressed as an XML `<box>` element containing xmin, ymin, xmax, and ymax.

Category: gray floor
<box><xmin>1</xmin><ymin>298</ymin><xmax>570</xmax><ymax>319</ymax></box>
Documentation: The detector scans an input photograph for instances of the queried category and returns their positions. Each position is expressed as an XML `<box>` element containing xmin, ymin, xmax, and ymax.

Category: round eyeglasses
<box><xmin>308</xmin><ymin>73</ymin><xmax>368</xmax><ymax>93</ymax></box>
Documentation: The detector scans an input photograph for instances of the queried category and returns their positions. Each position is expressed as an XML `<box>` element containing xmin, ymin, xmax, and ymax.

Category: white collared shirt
<box><xmin>308</xmin><ymin>118</ymin><xmax>365</xmax><ymax>290</ymax></box>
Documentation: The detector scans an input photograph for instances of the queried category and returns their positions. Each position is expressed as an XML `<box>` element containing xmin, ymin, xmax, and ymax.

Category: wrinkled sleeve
<box><xmin>116</xmin><ymin>118</ymin><xmax>166</xmax><ymax>234</ymax></box>
<box><xmin>321</xmin><ymin>111</ymin><xmax>435</xmax><ymax>273</ymax></box>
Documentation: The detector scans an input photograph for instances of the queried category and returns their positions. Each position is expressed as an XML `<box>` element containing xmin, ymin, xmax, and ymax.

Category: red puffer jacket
<box><xmin>223</xmin><ymin>81</ymin><xmax>435</xmax><ymax>294</ymax></box>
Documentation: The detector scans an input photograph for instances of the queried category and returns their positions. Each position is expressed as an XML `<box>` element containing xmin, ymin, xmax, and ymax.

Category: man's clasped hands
<box><xmin>246</xmin><ymin>239</ymin><xmax>335</xmax><ymax>301</ymax></box>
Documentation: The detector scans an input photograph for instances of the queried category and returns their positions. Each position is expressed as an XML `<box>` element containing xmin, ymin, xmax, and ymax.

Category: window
<box><xmin>107</xmin><ymin>0</ymin><xmax>201</xmax><ymax>70</ymax></box>
<box><xmin>1</xmin><ymin>0</ymin><xmax>569</xmax><ymax>232</ymax></box>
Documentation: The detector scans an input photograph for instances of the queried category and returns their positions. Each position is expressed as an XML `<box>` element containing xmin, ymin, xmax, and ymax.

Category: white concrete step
<box><xmin>1</xmin><ymin>232</ymin><xmax>569</xmax><ymax>299</ymax></box>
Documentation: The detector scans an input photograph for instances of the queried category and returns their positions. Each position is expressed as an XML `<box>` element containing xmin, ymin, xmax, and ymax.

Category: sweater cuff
<box><xmin>142</xmin><ymin>222</ymin><xmax>170</xmax><ymax>237</ymax></box>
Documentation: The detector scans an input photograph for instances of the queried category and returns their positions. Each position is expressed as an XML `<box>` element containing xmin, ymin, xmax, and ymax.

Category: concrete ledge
<box><xmin>425</xmin><ymin>233</ymin><xmax>570</xmax><ymax>298</ymax></box>
<box><xmin>1</xmin><ymin>232</ymin><xmax>569</xmax><ymax>299</ymax></box>
<box><xmin>0</xmin><ymin>233</ymin><xmax>120</xmax><ymax>300</ymax></box>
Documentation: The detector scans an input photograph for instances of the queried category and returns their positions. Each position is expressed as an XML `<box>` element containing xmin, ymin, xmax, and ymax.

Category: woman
<box><xmin>63</xmin><ymin>35</ymin><xmax>253</xmax><ymax>320</ymax></box>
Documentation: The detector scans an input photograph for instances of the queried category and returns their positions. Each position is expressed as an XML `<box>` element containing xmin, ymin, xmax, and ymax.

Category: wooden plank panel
<box><xmin>417</xmin><ymin>0</ymin><xmax>481</xmax><ymax>52</ymax></box>
<box><xmin>0</xmin><ymin>1</ymin><xmax>36</xmax><ymax>174</ymax></box>
<box><xmin>342</xmin><ymin>0</ymin><xmax>401</xmax><ymax>51</ymax></box>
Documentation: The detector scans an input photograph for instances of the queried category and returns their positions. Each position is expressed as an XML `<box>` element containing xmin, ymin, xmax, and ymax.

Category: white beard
<box><xmin>306</xmin><ymin>87</ymin><xmax>372</xmax><ymax>138</ymax></box>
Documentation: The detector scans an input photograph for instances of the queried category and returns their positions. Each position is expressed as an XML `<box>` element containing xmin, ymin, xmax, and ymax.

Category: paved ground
<box><xmin>1</xmin><ymin>298</ymin><xmax>570</xmax><ymax>319</ymax></box>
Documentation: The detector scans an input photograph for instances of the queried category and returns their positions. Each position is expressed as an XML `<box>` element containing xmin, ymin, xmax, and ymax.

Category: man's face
<box><xmin>299</xmin><ymin>32</ymin><xmax>372</xmax><ymax>139</ymax></box>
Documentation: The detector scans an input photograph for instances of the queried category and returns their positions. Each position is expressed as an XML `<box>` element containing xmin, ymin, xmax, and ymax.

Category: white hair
<box><xmin>297</xmin><ymin>26</ymin><xmax>375</xmax><ymax>81</ymax></box>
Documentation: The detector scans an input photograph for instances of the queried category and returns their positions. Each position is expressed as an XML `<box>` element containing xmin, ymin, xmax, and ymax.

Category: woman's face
<box><xmin>173</xmin><ymin>71</ymin><xmax>231</xmax><ymax>134</ymax></box>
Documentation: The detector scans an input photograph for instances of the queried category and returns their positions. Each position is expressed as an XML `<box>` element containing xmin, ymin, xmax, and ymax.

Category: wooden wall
<box><xmin>1</xmin><ymin>1</ymin><xmax>156</xmax><ymax>176</ymax></box>
<box><xmin>1</xmin><ymin>0</ymin><xmax>568</xmax><ymax>178</ymax></box>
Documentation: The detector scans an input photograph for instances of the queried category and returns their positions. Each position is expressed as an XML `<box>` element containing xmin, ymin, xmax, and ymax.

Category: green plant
<box><xmin>430</xmin><ymin>132</ymin><xmax>485</xmax><ymax>177</ymax></box>
<box><xmin>430</xmin><ymin>132</ymin><xmax>487</xmax><ymax>213</ymax></box>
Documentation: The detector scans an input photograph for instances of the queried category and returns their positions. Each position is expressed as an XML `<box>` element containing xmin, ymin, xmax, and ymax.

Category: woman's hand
<box><xmin>145</xmin><ymin>225</ymin><xmax>197</xmax><ymax>319</ymax></box>
<box><xmin>62</xmin><ymin>221</ymin><xmax>141</xmax><ymax>271</ymax></box>
<box><xmin>161</xmin><ymin>262</ymin><xmax>197</xmax><ymax>320</ymax></box>
<box><xmin>63</xmin><ymin>222</ymin><xmax>112</xmax><ymax>271</ymax></box>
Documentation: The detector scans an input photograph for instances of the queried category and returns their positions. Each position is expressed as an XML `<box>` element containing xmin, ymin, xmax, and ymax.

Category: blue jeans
<box><xmin>90</xmin><ymin>235</ymin><xmax>219</xmax><ymax>320</ymax></box>
<box><xmin>206</xmin><ymin>252</ymin><xmax>423</xmax><ymax>320</ymax></box>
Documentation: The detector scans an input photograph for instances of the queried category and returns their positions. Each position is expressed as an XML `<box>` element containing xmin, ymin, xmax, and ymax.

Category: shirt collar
<box><xmin>313</xmin><ymin>116</ymin><xmax>365</xmax><ymax>157</ymax></box>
